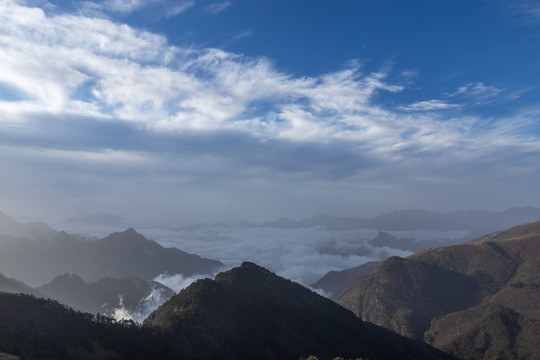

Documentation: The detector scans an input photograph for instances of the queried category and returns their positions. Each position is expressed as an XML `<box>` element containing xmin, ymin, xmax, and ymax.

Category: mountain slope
<box><xmin>425</xmin><ymin>304</ymin><xmax>540</xmax><ymax>360</ymax></box>
<box><xmin>332</xmin><ymin>221</ymin><xmax>540</xmax><ymax>360</ymax></box>
<box><xmin>337</xmin><ymin>256</ymin><xmax>482</xmax><ymax>339</ymax></box>
<box><xmin>0</xmin><ymin>228</ymin><xmax>223</xmax><ymax>285</ymax></box>
<box><xmin>144</xmin><ymin>262</ymin><xmax>455</xmax><ymax>360</ymax></box>
<box><xmin>468</xmin><ymin>219</ymin><xmax>540</xmax><ymax>244</ymax></box>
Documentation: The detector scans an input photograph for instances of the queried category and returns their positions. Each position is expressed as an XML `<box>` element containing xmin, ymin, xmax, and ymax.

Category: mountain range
<box><xmin>315</xmin><ymin>220</ymin><xmax>540</xmax><ymax>360</ymax></box>
<box><xmin>255</xmin><ymin>207</ymin><xmax>540</xmax><ymax>236</ymax></box>
<box><xmin>0</xmin><ymin>228</ymin><xmax>223</xmax><ymax>286</ymax></box>
<box><xmin>0</xmin><ymin>263</ymin><xmax>456</xmax><ymax>360</ymax></box>
<box><xmin>0</xmin><ymin>209</ymin><xmax>538</xmax><ymax>359</ymax></box>
<box><xmin>0</xmin><ymin>271</ymin><xmax>175</xmax><ymax>320</ymax></box>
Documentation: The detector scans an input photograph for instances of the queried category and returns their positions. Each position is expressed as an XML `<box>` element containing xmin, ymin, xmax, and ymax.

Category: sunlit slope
<box><xmin>333</xmin><ymin>221</ymin><xmax>540</xmax><ymax>360</ymax></box>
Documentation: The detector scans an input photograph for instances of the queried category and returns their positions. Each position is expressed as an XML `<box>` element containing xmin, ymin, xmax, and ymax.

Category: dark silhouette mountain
<box><xmin>310</xmin><ymin>261</ymin><xmax>382</xmax><ymax>298</ymax></box>
<box><xmin>143</xmin><ymin>262</ymin><xmax>455</xmax><ymax>360</ymax></box>
<box><xmin>0</xmin><ymin>293</ymin><xmax>167</xmax><ymax>360</ymax></box>
<box><xmin>0</xmin><ymin>277</ymin><xmax>455</xmax><ymax>360</ymax></box>
<box><xmin>331</xmin><ymin>221</ymin><xmax>540</xmax><ymax>360</ymax></box>
<box><xmin>0</xmin><ymin>210</ymin><xmax>57</xmax><ymax>240</ymax></box>
<box><xmin>0</xmin><ymin>228</ymin><xmax>223</xmax><ymax>286</ymax></box>
<box><xmin>38</xmin><ymin>273</ymin><xmax>174</xmax><ymax>317</ymax></box>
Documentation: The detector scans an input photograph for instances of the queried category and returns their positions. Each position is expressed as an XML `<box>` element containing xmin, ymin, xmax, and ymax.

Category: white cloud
<box><xmin>450</xmin><ymin>82</ymin><xmax>504</xmax><ymax>104</ymax></box>
<box><xmin>112</xmin><ymin>288</ymin><xmax>170</xmax><ymax>323</ymax></box>
<box><xmin>399</xmin><ymin>99</ymin><xmax>459</xmax><ymax>112</ymax></box>
<box><xmin>0</xmin><ymin>1</ymin><xmax>407</xmax><ymax>144</ymax></box>
<box><xmin>166</xmin><ymin>0</ymin><xmax>195</xmax><ymax>17</ymax></box>
<box><xmin>205</xmin><ymin>1</ymin><xmax>231</xmax><ymax>14</ymax></box>
<box><xmin>79</xmin><ymin>0</ymin><xmax>196</xmax><ymax>17</ymax></box>
<box><xmin>103</xmin><ymin>0</ymin><xmax>146</xmax><ymax>13</ymax></box>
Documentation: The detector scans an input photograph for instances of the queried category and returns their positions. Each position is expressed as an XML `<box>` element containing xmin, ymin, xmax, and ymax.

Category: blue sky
<box><xmin>1</xmin><ymin>0</ymin><xmax>539</xmax><ymax>225</ymax></box>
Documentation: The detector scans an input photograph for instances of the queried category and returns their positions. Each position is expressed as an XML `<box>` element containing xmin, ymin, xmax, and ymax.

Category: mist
<box><xmin>138</xmin><ymin>226</ymin><xmax>462</xmax><ymax>286</ymax></box>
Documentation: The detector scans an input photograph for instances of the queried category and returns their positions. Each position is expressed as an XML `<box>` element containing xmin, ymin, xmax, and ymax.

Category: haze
<box><xmin>1</xmin><ymin>0</ymin><xmax>540</xmax><ymax>226</ymax></box>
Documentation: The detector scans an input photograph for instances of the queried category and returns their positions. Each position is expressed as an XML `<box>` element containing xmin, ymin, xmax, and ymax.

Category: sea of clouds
<box><xmin>139</xmin><ymin>226</ymin><xmax>467</xmax><ymax>286</ymax></box>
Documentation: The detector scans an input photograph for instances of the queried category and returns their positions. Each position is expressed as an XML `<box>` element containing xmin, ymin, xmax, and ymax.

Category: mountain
<box><xmin>143</xmin><ymin>262</ymin><xmax>455</xmax><ymax>360</ymax></box>
<box><xmin>0</xmin><ymin>210</ymin><xmax>57</xmax><ymax>240</ymax></box>
<box><xmin>331</xmin><ymin>221</ymin><xmax>540</xmax><ymax>360</ymax></box>
<box><xmin>0</xmin><ymin>273</ymin><xmax>42</xmax><ymax>297</ymax></box>
<box><xmin>337</xmin><ymin>256</ymin><xmax>483</xmax><ymax>339</ymax></box>
<box><xmin>0</xmin><ymin>270</ymin><xmax>174</xmax><ymax>320</ymax></box>
<box><xmin>38</xmin><ymin>273</ymin><xmax>174</xmax><ymax>318</ymax></box>
<box><xmin>0</xmin><ymin>228</ymin><xmax>223</xmax><ymax>286</ymax></box>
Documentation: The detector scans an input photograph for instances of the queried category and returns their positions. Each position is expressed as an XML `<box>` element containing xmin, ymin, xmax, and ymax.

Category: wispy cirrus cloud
<box><xmin>75</xmin><ymin>0</ymin><xmax>195</xmax><ymax>17</ymax></box>
<box><xmin>399</xmin><ymin>100</ymin><xmax>459</xmax><ymax>112</ymax></box>
<box><xmin>501</xmin><ymin>0</ymin><xmax>540</xmax><ymax>23</ymax></box>
<box><xmin>205</xmin><ymin>1</ymin><xmax>231</xmax><ymax>14</ymax></box>
<box><xmin>450</xmin><ymin>82</ymin><xmax>504</xmax><ymax>104</ymax></box>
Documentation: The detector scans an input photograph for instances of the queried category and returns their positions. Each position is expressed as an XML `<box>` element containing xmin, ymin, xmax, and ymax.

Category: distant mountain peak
<box><xmin>214</xmin><ymin>261</ymin><xmax>276</xmax><ymax>285</ymax></box>
<box><xmin>101</xmin><ymin>228</ymin><xmax>149</xmax><ymax>245</ymax></box>
<box><xmin>53</xmin><ymin>230</ymin><xmax>75</xmax><ymax>241</ymax></box>
<box><xmin>123</xmin><ymin>227</ymin><xmax>139</xmax><ymax>235</ymax></box>
<box><xmin>240</xmin><ymin>261</ymin><xmax>259</xmax><ymax>269</ymax></box>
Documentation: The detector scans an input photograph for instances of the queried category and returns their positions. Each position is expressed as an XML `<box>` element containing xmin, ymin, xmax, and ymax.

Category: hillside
<box><xmin>330</xmin><ymin>221</ymin><xmax>540</xmax><ymax>359</ymax></box>
<box><xmin>143</xmin><ymin>262</ymin><xmax>455</xmax><ymax>360</ymax></box>
<box><xmin>425</xmin><ymin>304</ymin><xmax>540</xmax><ymax>360</ymax></box>
<box><xmin>0</xmin><ymin>228</ymin><xmax>223</xmax><ymax>285</ymax></box>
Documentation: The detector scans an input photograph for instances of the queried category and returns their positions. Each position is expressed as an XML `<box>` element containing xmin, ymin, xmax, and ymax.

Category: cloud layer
<box><xmin>141</xmin><ymin>226</ymin><xmax>464</xmax><ymax>286</ymax></box>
